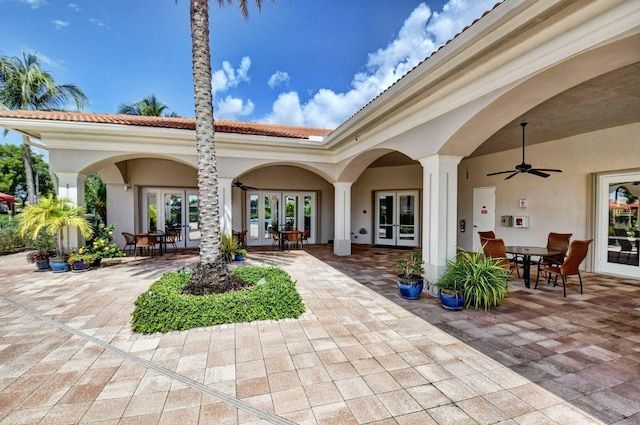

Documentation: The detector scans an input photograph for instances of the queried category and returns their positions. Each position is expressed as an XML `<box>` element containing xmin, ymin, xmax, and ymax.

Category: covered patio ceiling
<box><xmin>373</xmin><ymin>62</ymin><xmax>639</xmax><ymax>167</ymax></box>
<box><xmin>472</xmin><ymin>62</ymin><xmax>640</xmax><ymax>157</ymax></box>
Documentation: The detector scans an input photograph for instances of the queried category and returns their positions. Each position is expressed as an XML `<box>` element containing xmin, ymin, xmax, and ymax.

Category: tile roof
<box><xmin>0</xmin><ymin>110</ymin><xmax>333</xmax><ymax>140</ymax></box>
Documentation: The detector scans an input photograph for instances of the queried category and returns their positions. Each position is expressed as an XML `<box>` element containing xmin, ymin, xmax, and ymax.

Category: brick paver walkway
<box><xmin>0</xmin><ymin>245</ymin><xmax>637</xmax><ymax>424</ymax></box>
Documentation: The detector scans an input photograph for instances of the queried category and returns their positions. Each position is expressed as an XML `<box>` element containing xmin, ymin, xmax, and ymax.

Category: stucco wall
<box><xmin>129</xmin><ymin>158</ymin><xmax>197</xmax><ymax>187</ymax></box>
<box><xmin>457</xmin><ymin>123</ymin><xmax>640</xmax><ymax>252</ymax></box>
<box><xmin>351</xmin><ymin>164</ymin><xmax>423</xmax><ymax>245</ymax></box>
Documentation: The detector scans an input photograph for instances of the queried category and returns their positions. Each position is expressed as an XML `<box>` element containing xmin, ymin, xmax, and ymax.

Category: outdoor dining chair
<box><xmin>302</xmin><ymin>229</ymin><xmax>310</xmax><ymax>249</ymax></box>
<box><xmin>285</xmin><ymin>230</ymin><xmax>303</xmax><ymax>250</ymax></box>
<box><xmin>481</xmin><ymin>238</ymin><xmax>521</xmax><ymax>274</ymax></box>
<box><xmin>535</xmin><ymin>239</ymin><xmax>592</xmax><ymax>296</ymax></box>
<box><xmin>163</xmin><ymin>229</ymin><xmax>179</xmax><ymax>254</ymax></box>
<box><xmin>122</xmin><ymin>232</ymin><xmax>137</xmax><ymax>254</ymax></box>
<box><xmin>134</xmin><ymin>234</ymin><xmax>156</xmax><ymax>258</ymax></box>
<box><xmin>271</xmin><ymin>229</ymin><xmax>281</xmax><ymax>250</ymax></box>
<box><xmin>536</xmin><ymin>232</ymin><xmax>572</xmax><ymax>279</ymax></box>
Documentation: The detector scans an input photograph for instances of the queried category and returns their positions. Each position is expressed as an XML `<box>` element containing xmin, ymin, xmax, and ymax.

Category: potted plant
<box><xmin>234</xmin><ymin>248</ymin><xmax>247</xmax><ymax>261</ymax></box>
<box><xmin>67</xmin><ymin>251</ymin><xmax>96</xmax><ymax>272</ymax></box>
<box><xmin>436</xmin><ymin>267</ymin><xmax>464</xmax><ymax>310</ymax></box>
<box><xmin>444</xmin><ymin>250</ymin><xmax>510</xmax><ymax>310</ymax></box>
<box><xmin>17</xmin><ymin>195</ymin><xmax>94</xmax><ymax>273</ymax></box>
<box><xmin>26</xmin><ymin>250</ymin><xmax>53</xmax><ymax>271</ymax></box>
<box><xmin>393</xmin><ymin>251</ymin><xmax>425</xmax><ymax>300</ymax></box>
<box><xmin>220</xmin><ymin>233</ymin><xmax>239</xmax><ymax>262</ymax></box>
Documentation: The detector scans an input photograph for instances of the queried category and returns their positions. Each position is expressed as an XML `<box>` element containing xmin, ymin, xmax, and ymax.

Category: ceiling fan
<box><xmin>487</xmin><ymin>122</ymin><xmax>562</xmax><ymax>180</ymax></box>
<box><xmin>233</xmin><ymin>180</ymin><xmax>258</xmax><ymax>191</ymax></box>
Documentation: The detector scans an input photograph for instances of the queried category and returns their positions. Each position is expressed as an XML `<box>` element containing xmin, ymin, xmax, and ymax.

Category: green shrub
<box><xmin>131</xmin><ymin>266</ymin><xmax>306</xmax><ymax>334</ymax></box>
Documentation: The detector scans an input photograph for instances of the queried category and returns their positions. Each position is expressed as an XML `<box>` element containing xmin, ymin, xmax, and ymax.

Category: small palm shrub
<box><xmin>131</xmin><ymin>266</ymin><xmax>306</xmax><ymax>333</ymax></box>
<box><xmin>445</xmin><ymin>250</ymin><xmax>510</xmax><ymax>310</ymax></box>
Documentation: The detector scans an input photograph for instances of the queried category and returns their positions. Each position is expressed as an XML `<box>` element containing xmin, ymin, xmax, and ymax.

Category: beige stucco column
<box><xmin>333</xmin><ymin>181</ymin><xmax>353</xmax><ymax>256</ymax></box>
<box><xmin>218</xmin><ymin>178</ymin><xmax>233</xmax><ymax>236</ymax></box>
<box><xmin>418</xmin><ymin>155</ymin><xmax>462</xmax><ymax>284</ymax></box>
<box><xmin>54</xmin><ymin>171</ymin><xmax>88</xmax><ymax>252</ymax></box>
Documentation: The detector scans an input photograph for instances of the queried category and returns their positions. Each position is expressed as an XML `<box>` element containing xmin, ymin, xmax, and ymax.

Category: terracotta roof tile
<box><xmin>0</xmin><ymin>110</ymin><xmax>333</xmax><ymax>139</ymax></box>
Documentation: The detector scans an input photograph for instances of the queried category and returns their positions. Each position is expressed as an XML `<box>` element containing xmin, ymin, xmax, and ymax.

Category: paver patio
<box><xmin>0</xmin><ymin>245</ymin><xmax>637</xmax><ymax>424</ymax></box>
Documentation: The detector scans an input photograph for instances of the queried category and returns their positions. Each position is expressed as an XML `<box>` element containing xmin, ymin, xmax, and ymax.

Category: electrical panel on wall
<box><xmin>501</xmin><ymin>215</ymin><xmax>513</xmax><ymax>227</ymax></box>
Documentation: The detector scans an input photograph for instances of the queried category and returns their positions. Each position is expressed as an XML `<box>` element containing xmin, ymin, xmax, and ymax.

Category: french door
<box><xmin>595</xmin><ymin>171</ymin><xmax>639</xmax><ymax>278</ymax></box>
<box><xmin>374</xmin><ymin>191</ymin><xmax>419</xmax><ymax>247</ymax></box>
<box><xmin>246</xmin><ymin>191</ymin><xmax>316</xmax><ymax>246</ymax></box>
<box><xmin>141</xmin><ymin>188</ymin><xmax>201</xmax><ymax>248</ymax></box>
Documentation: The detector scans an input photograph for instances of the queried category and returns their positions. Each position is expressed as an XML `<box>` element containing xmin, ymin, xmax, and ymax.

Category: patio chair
<box><xmin>481</xmin><ymin>238</ymin><xmax>521</xmax><ymax>274</ymax></box>
<box><xmin>122</xmin><ymin>232</ymin><xmax>137</xmax><ymax>254</ymax></box>
<box><xmin>302</xmin><ymin>229</ymin><xmax>310</xmax><ymax>249</ymax></box>
<box><xmin>134</xmin><ymin>234</ymin><xmax>156</xmax><ymax>258</ymax></box>
<box><xmin>285</xmin><ymin>230</ymin><xmax>303</xmax><ymax>250</ymax></box>
<box><xmin>163</xmin><ymin>229</ymin><xmax>179</xmax><ymax>254</ymax></box>
<box><xmin>271</xmin><ymin>229</ymin><xmax>281</xmax><ymax>250</ymax></box>
<box><xmin>536</xmin><ymin>232</ymin><xmax>572</xmax><ymax>279</ymax></box>
<box><xmin>535</xmin><ymin>239</ymin><xmax>592</xmax><ymax>297</ymax></box>
<box><xmin>479</xmin><ymin>230</ymin><xmax>521</xmax><ymax>275</ymax></box>
<box><xmin>614</xmin><ymin>229</ymin><xmax>636</xmax><ymax>264</ymax></box>
<box><xmin>477</xmin><ymin>230</ymin><xmax>496</xmax><ymax>239</ymax></box>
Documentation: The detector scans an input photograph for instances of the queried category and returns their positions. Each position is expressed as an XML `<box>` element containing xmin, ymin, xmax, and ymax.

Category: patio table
<box><xmin>505</xmin><ymin>246</ymin><xmax>561</xmax><ymax>288</ymax></box>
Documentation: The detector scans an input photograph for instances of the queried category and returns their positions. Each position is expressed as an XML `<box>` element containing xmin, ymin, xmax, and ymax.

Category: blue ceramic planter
<box><xmin>35</xmin><ymin>260</ymin><xmax>51</xmax><ymax>271</ymax></box>
<box><xmin>439</xmin><ymin>289</ymin><xmax>464</xmax><ymax>310</ymax></box>
<box><xmin>397</xmin><ymin>276</ymin><xmax>424</xmax><ymax>300</ymax></box>
<box><xmin>49</xmin><ymin>259</ymin><xmax>70</xmax><ymax>273</ymax></box>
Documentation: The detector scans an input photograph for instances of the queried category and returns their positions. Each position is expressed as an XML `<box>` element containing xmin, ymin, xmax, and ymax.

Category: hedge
<box><xmin>131</xmin><ymin>266</ymin><xmax>305</xmax><ymax>334</ymax></box>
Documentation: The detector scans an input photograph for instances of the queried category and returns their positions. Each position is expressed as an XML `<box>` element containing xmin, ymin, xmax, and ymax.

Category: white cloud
<box><xmin>216</xmin><ymin>95</ymin><xmax>255</xmax><ymax>120</ymax></box>
<box><xmin>260</xmin><ymin>0</ymin><xmax>496</xmax><ymax>128</ymax></box>
<box><xmin>89</xmin><ymin>18</ymin><xmax>110</xmax><ymax>30</ymax></box>
<box><xmin>67</xmin><ymin>3</ymin><xmax>79</xmax><ymax>11</ymax></box>
<box><xmin>53</xmin><ymin>20</ymin><xmax>69</xmax><ymax>30</ymax></box>
<box><xmin>268</xmin><ymin>71</ymin><xmax>289</xmax><ymax>89</ymax></box>
<box><xmin>20</xmin><ymin>0</ymin><xmax>46</xmax><ymax>9</ymax></box>
<box><xmin>211</xmin><ymin>57</ymin><xmax>251</xmax><ymax>95</ymax></box>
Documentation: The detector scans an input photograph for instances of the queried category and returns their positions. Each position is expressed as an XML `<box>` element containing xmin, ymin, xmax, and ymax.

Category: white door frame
<box><xmin>245</xmin><ymin>191</ymin><xmax>316</xmax><ymax>246</ymax></box>
<box><xmin>595</xmin><ymin>171</ymin><xmax>640</xmax><ymax>278</ymax></box>
<box><xmin>374</xmin><ymin>190</ymin><xmax>420</xmax><ymax>247</ymax></box>
<box><xmin>141</xmin><ymin>187</ymin><xmax>200</xmax><ymax>248</ymax></box>
<box><xmin>472</xmin><ymin>186</ymin><xmax>496</xmax><ymax>252</ymax></box>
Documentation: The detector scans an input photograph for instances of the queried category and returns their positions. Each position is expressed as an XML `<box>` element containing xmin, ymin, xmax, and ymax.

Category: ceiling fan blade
<box><xmin>528</xmin><ymin>170</ymin><xmax>550</xmax><ymax>178</ymax></box>
<box><xmin>487</xmin><ymin>170</ymin><xmax>516</xmax><ymax>176</ymax></box>
<box><xmin>530</xmin><ymin>168</ymin><xmax>562</xmax><ymax>173</ymax></box>
<box><xmin>505</xmin><ymin>172</ymin><xmax>520</xmax><ymax>180</ymax></box>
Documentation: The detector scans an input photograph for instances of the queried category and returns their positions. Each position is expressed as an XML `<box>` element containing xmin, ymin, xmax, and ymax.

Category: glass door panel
<box><xmin>375</xmin><ymin>193</ymin><xmax>395</xmax><ymax>245</ymax></box>
<box><xmin>185</xmin><ymin>191</ymin><xmax>200</xmax><ymax>247</ymax></box>
<box><xmin>596</xmin><ymin>172</ymin><xmax>639</xmax><ymax>278</ymax></box>
<box><xmin>146</xmin><ymin>192</ymin><xmax>158</xmax><ymax>233</ymax></box>
<box><xmin>249</xmin><ymin>194</ymin><xmax>259</xmax><ymax>242</ymax></box>
<box><xmin>397</xmin><ymin>193</ymin><xmax>417</xmax><ymax>246</ymax></box>
<box><xmin>284</xmin><ymin>194</ymin><xmax>298</xmax><ymax>230</ymax></box>
<box><xmin>375</xmin><ymin>191</ymin><xmax>419</xmax><ymax>247</ymax></box>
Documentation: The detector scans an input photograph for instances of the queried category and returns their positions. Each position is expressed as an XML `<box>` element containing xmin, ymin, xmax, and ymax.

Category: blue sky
<box><xmin>2</xmin><ymin>0</ymin><xmax>497</xmax><ymax>146</ymax></box>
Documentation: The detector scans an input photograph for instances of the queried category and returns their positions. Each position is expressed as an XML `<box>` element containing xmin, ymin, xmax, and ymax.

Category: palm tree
<box><xmin>17</xmin><ymin>194</ymin><xmax>93</xmax><ymax>258</ymax></box>
<box><xmin>183</xmin><ymin>0</ymin><xmax>272</xmax><ymax>294</ymax></box>
<box><xmin>0</xmin><ymin>52</ymin><xmax>88</xmax><ymax>205</ymax></box>
<box><xmin>118</xmin><ymin>94</ymin><xmax>179</xmax><ymax>117</ymax></box>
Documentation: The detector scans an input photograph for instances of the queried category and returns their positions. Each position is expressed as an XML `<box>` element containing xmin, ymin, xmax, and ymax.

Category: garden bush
<box><xmin>131</xmin><ymin>266</ymin><xmax>306</xmax><ymax>334</ymax></box>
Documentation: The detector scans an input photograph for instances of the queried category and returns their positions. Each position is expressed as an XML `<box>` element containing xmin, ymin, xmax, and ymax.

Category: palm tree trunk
<box><xmin>190</xmin><ymin>0</ymin><xmax>221</xmax><ymax>265</ymax></box>
<box><xmin>23</xmin><ymin>136</ymin><xmax>36</xmax><ymax>205</ymax></box>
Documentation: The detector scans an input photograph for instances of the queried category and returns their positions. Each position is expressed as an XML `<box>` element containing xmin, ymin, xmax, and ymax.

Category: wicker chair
<box><xmin>285</xmin><ymin>230</ymin><xmax>303</xmax><ymax>250</ymax></box>
<box><xmin>535</xmin><ymin>239</ymin><xmax>592</xmax><ymax>297</ymax></box>
<box><xmin>271</xmin><ymin>229</ymin><xmax>281</xmax><ymax>250</ymax></box>
<box><xmin>122</xmin><ymin>232</ymin><xmax>137</xmax><ymax>254</ymax></box>
<box><xmin>134</xmin><ymin>234</ymin><xmax>156</xmax><ymax>257</ymax></box>
<box><xmin>302</xmin><ymin>229</ymin><xmax>311</xmax><ymax>249</ymax></box>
